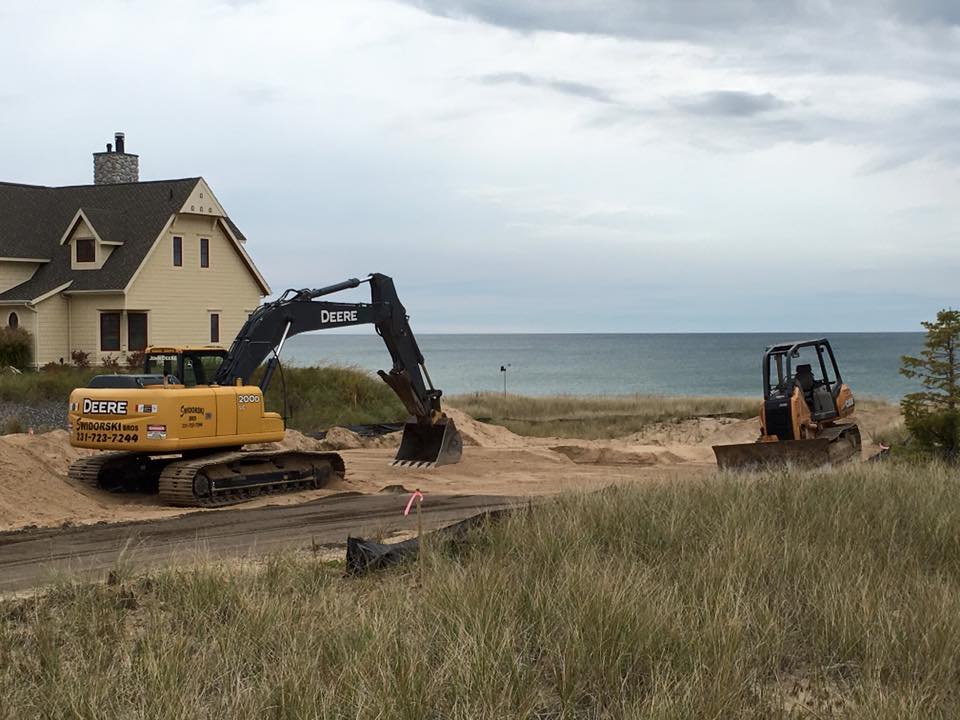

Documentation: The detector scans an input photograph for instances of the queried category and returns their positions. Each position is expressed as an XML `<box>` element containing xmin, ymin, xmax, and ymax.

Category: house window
<box><xmin>210</xmin><ymin>313</ymin><xmax>220</xmax><ymax>343</ymax></box>
<box><xmin>200</xmin><ymin>238</ymin><xmax>210</xmax><ymax>268</ymax></box>
<box><xmin>128</xmin><ymin>313</ymin><xmax>148</xmax><ymax>352</ymax></box>
<box><xmin>76</xmin><ymin>238</ymin><xmax>95</xmax><ymax>263</ymax></box>
<box><xmin>173</xmin><ymin>236</ymin><xmax>183</xmax><ymax>267</ymax></box>
<box><xmin>100</xmin><ymin>312</ymin><xmax>121</xmax><ymax>351</ymax></box>
<box><xmin>7</xmin><ymin>312</ymin><xmax>18</xmax><ymax>329</ymax></box>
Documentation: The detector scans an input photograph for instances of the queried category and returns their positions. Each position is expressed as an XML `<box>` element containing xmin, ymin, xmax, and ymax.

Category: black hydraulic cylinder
<box><xmin>307</xmin><ymin>277</ymin><xmax>362</xmax><ymax>299</ymax></box>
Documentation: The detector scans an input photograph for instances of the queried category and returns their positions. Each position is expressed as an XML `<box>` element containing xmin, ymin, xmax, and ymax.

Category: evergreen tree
<box><xmin>900</xmin><ymin>309</ymin><xmax>960</xmax><ymax>459</ymax></box>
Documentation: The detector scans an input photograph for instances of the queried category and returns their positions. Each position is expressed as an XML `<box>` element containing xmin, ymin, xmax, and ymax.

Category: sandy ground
<box><xmin>0</xmin><ymin>404</ymin><xmax>902</xmax><ymax>532</ymax></box>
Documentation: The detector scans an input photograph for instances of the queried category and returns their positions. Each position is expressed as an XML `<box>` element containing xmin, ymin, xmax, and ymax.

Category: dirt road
<box><xmin>0</xmin><ymin>492</ymin><xmax>519</xmax><ymax>594</ymax></box>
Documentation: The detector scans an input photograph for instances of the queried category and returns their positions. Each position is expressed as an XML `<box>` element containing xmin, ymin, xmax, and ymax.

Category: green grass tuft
<box><xmin>0</xmin><ymin>367</ymin><xmax>100</xmax><ymax>405</ymax></box>
<box><xmin>261</xmin><ymin>364</ymin><xmax>407</xmax><ymax>431</ymax></box>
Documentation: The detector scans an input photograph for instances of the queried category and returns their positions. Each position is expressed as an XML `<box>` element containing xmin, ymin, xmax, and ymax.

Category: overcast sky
<box><xmin>1</xmin><ymin>0</ymin><xmax>958</xmax><ymax>332</ymax></box>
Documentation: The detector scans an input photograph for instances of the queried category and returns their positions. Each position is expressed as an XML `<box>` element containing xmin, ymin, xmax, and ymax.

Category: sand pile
<box><xmin>701</xmin><ymin>417</ymin><xmax>762</xmax><ymax>446</ymax></box>
<box><xmin>251</xmin><ymin>428</ymin><xmax>402</xmax><ymax>453</ymax></box>
<box><xmin>623</xmin><ymin>416</ymin><xmax>746</xmax><ymax>446</ymax></box>
<box><xmin>551</xmin><ymin>445</ymin><xmax>687</xmax><ymax>466</ymax></box>
<box><xmin>0</xmin><ymin>430</ymin><xmax>105</xmax><ymax>530</ymax></box>
<box><xmin>443</xmin><ymin>408</ymin><xmax>527</xmax><ymax>448</ymax></box>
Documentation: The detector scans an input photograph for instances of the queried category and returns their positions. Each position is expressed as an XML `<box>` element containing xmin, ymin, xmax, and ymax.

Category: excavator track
<box><xmin>67</xmin><ymin>452</ymin><xmax>157</xmax><ymax>493</ymax></box>
<box><xmin>67</xmin><ymin>453</ymin><xmax>131</xmax><ymax>491</ymax></box>
<box><xmin>157</xmin><ymin>450</ymin><xmax>346</xmax><ymax>507</ymax></box>
<box><xmin>67</xmin><ymin>450</ymin><xmax>346</xmax><ymax>507</ymax></box>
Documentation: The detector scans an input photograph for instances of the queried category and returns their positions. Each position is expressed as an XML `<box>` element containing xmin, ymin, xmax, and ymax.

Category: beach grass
<box><xmin>0</xmin><ymin>365</ymin><xmax>407</xmax><ymax>433</ymax></box>
<box><xmin>2</xmin><ymin>459</ymin><xmax>959</xmax><ymax>718</ymax></box>
<box><xmin>448</xmin><ymin>392</ymin><xmax>759</xmax><ymax>439</ymax></box>
<box><xmin>0</xmin><ymin>367</ymin><xmax>100</xmax><ymax>405</ymax></box>
<box><xmin>258</xmin><ymin>364</ymin><xmax>406</xmax><ymax>431</ymax></box>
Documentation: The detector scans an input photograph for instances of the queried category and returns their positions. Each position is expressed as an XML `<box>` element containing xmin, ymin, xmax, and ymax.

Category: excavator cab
<box><xmin>143</xmin><ymin>346</ymin><xmax>227</xmax><ymax>387</ymax></box>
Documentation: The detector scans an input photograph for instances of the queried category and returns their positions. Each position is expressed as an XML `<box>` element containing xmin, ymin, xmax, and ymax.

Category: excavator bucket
<box><xmin>392</xmin><ymin>416</ymin><xmax>464</xmax><ymax>468</ymax></box>
<box><xmin>713</xmin><ymin>424</ymin><xmax>861</xmax><ymax>470</ymax></box>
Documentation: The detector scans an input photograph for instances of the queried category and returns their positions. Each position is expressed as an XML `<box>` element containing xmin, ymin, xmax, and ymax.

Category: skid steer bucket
<box><xmin>713</xmin><ymin>423</ymin><xmax>861</xmax><ymax>470</ymax></box>
<box><xmin>391</xmin><ymin>416</ymin><xmax>464</xmax><ymax>468</ymax></box>
<box><xmin>713</xmin><ymin>438</ymin><xmax>833</xmax><ymax>470</ymax></box>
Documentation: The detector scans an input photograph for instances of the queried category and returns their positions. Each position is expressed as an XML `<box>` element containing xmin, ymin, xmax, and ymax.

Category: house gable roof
<box><xmin>0</xmin><ymin>178</ymin><xmax>263</xmax><ymax>302</ymax></box>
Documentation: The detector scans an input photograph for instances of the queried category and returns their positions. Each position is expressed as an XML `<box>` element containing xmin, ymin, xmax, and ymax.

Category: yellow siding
<box><xmin>34</xmin><ymin>293</ymin><xmax>70</xmax><ymax>367</ymax></box>
<box><xmin>67</xmin><ymin>293</ymin><xmax>125</xmax><ymax>365</ymax></box>
<box><xmin>0</xmin><ymin>261</ymin><xmax>40</xmax><ymax>294</ymax></box>
<box><xmin>126</xmin><ymin>214</ymin><xmax>262</xmax><ymax>349</ymax></box>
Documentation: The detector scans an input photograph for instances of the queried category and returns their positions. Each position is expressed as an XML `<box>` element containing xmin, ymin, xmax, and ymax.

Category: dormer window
<box><xmin>76</xmin><ymin>238</ymin><xmax>95</xmax><ymax>263</ymax></box>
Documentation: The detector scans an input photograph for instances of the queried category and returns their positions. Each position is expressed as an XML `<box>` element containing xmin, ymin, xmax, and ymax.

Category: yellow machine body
<box><xmin>757</xmin><ymin>383</ymin><xmax>854</xmax><ymax>442</ymax></box>
<box><xmin>68</xmin><ymin>383</ymin><xmax>285</xmax><ymax>454</ymax></box>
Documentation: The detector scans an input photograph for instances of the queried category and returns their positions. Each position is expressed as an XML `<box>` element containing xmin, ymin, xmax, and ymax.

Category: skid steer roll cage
<box><xmin>214</xmin><ymin>273</ymin><xmax>443</xmax><ymax>423</ymax></box>
<box><xmin>762</xmin><ymin>338</ymin><xmax>843</xmax><ymax>400</ymax></box>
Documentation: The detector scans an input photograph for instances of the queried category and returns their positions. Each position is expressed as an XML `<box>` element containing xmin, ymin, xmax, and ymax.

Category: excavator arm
<box><xmin>214</xmin><ymin>273</ymin><xmax>461</xmax><ymax>466</ymax></box>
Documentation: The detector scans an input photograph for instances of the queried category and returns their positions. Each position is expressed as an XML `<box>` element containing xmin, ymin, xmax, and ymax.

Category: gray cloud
<box><xmin>399</xmin><ymin>1</ymin><xmax>816</xmax><ymax>41</ymax></box>
<box><xmin>672</xmin><ymin>91</ymin><xmax>787</xmax><ymax>117</ymax></box>
<box><xmin>408</xmin><ymin>1</ymin><xmax>960</xmax><ymax>171</ymax></box>
<box><xmin>400</xmin><ymin>0</ymin><xmax>960</xmax><ymax>40</ymax></box>
<box><xmin>893</xmin><ymin>0</ymin><xmax>960</xmax><ymax>25</ymax></box>
<box><xmin>476</xmin><ymin>72</ymin><xmax>614</xmax><ymax>103</ymax></box>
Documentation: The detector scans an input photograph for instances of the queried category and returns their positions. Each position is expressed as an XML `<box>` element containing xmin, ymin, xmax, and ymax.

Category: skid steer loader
<box><xmin>712</xmin><ymin>338</ymin><xmax>861</xmax><ymax>470</ymax></box>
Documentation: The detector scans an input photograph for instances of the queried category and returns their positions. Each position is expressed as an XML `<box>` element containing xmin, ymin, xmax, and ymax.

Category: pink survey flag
<box><xmin>404</xmin><ymin>489</ymin><xmax>424</xmax><ymax>516</ymax></box>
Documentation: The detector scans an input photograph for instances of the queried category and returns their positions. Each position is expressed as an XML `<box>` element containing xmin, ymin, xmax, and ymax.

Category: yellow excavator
<box><xmin>67</xmin><ymin>273</ymin><xmax>463</xmax><ymax>506</ymax></box>
<box><xmin>712</xmin><ymin>338</ymin><xmax>861</xmax><ymax>469</ymax></box>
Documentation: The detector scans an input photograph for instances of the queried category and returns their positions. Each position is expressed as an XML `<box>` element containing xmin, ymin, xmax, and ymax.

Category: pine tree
<box><xmin>900</xmin><ymin>309</ymin><xmax>960</xmax><ymax>459</ymax></box>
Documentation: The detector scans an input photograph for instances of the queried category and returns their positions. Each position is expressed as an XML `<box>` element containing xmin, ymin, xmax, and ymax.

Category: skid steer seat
<box><xmin>794</xmin><ymin>364</ymin><xmax>815</xmax><ymax>396</ymax></box>
<box><xmin>795</xmin><ymin>363</ymin><xmax>838</xmax><ymax>422</ymax></box>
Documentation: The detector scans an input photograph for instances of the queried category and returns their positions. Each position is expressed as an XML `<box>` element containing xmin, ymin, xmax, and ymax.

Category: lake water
<box><xmin>281</xmin><ymin>333</ymin><xmax>926</xmax><ymax>401</ymax></box>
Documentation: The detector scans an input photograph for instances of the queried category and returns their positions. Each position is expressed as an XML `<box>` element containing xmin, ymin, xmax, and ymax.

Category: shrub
<box><xmin>40</xmin><ymin>360</ymin><xmax>70</xmax><ymax>373</ymax></box>
<box><xmin>901</xmin><ymin>309</ymin><xmax>960</xmax><ymax>460</ymax></box>
<box><xmin>70</xmin><ymin>350</ymin><xmax>90</xmax><ymax>369</ymax></box>
<box><xmin>125</xmin><ymin>351</ymin><xmax>145</xmax><ymax>372</ymax></box>
<box><xmin>100</xmin><ymin>354</ymin><xmax>121</xmax><ymax>371</ymax></box>
<box><xmin>0</xmin><ymin>327</ymin><xmax>32</xmax><ymax>370</ymax></box>
<box><xmin>1</xmin><ymin>418</ymin><xmax>24</xmax><ymax>434</ymax></box>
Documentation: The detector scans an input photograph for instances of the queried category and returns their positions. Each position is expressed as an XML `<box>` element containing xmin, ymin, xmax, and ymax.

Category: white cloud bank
<box><xmin>1</xmin><ymin>0</ymin><xmax>958</xmax><ymax>331</ymax></box>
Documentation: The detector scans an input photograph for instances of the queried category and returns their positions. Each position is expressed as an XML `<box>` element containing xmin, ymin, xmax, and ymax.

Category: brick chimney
<box><xmin>93</xmin><ymin>132</ymin><xmax>139</xmax><ymax>184</ymax></box>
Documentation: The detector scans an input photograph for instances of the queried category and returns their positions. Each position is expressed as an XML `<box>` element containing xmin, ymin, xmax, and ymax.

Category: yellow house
<box><xmin>0</xmin><ymin>133</ymin><xmax>270</xmax><ymax>368</ymax></box>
